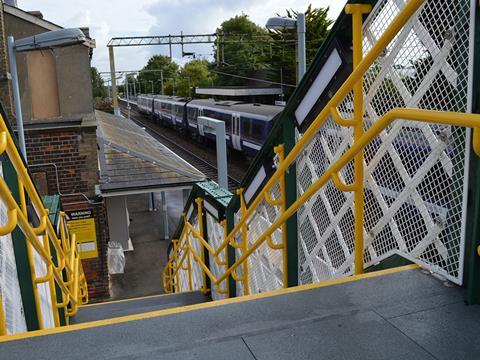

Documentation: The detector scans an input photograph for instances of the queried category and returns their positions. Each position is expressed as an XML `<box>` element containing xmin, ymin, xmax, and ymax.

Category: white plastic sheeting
<box><xmin>32</xmin><ymin>243</ymin><xmax>55</xmax><ymax>329</ymax></box>
<box><xmin>107</xmin><ymin>242</ymin><xmax>125</xmax><ymax>274</ymax></box>
<box><xmin>0</xmin><ymin>164</ymin><xmax>27</xmax><ymax>334</ymax></box>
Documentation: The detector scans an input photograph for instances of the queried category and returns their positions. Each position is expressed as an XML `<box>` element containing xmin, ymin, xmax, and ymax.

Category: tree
<box><xmin>213</xmin><ymin>15</ymin><xmax>270</xmax><ymax>86</ymax></box>
<box><xmin>91</xmin><ymin>67</ymin><xmax>107</xmax><ymax>98</ymax></box>
<box><xmin>267</xmin><ymin>5</ymin><xmax>333</xmax><ymax>96</ymax></box>
<box><xmin>137</xmin><ymin>55</ymin><xmax>179</xmax><ymax>95</ymax></box>
<box><xmin>176</xmin><ymin>59</ymin><xmax>216</xmax><ymax>97</ymax></box>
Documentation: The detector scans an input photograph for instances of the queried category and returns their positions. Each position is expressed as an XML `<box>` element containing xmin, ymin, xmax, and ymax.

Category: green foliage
<box><xmin>135</xmin><ymin>5</ymin><xmax>332</xmax><ymax>100</ymax></box>
<box><xmin>213</xmin><ymin>14</ymin><xmax>270</xmax><ymax>86</ymax></box>
<box><xmin>175</xmin><ymin>59</ymin><xmax>216</xmax><ymax>97</ymax></box>
<box><xmin>91</xmin><ymin>67</ymin><xmax>107</xmax><ymax>98</ymax></box>
<box><xmin>267</xmin><ymin>5</ymin><xmax>332</xmax><ymax>96</ymax></box>
<box><xmin>137</xmin><ymin>55</ymin><xmax>179</xmax><ymax>94</ymax></box>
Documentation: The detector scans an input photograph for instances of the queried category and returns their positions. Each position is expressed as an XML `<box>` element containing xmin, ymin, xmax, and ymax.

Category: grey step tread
<box><xmin>72</xmin><ymin>291</ymin><xmax>209</xmax><ymax>323</ymax></box>
<box><xmin>3</xmin><ymin>268</ymin><xmax>480</xmax><ymax>360</ymax></box>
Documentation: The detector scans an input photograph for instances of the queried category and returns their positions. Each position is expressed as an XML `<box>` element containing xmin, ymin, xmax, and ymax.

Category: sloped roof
<box><xmin>96</xmin><ymin>111</ymin><xmax>205</xmax><ymax>194</ymax></box>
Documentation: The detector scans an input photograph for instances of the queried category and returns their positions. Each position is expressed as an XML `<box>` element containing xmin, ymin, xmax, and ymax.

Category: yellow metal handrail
<box><xmin>0</xmin><ymin>114</ymin><xmax>88</xmax><ymax>335</ymax></box>
<box><xmin>164</xmin><ymin>110</ymin><xmax>480</xmax><ymax>295</ymax></box>
<box><xmin>163</xmin><ymin>0</ymin><xmax>480</xmax><ymax>296</ymax></box>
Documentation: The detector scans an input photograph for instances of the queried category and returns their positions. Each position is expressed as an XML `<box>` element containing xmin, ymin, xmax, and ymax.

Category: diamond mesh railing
<box><xmin>163</xmin><ymin>0</ymin><xmax>479</xmax><ymax>300</ymax></box>
<box><xmin>297</xmin><ymin>0</ymin><xmax>473</xmax><ymax>286</ymax></box>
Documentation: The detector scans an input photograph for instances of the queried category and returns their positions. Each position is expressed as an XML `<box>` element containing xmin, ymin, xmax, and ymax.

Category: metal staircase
<box><xmin>162</xmin><ymin>0</ymin><xmax>480</xmax><ymax>303</ymax></box>
<box><xmin>1</xmin><ymin>0</ymin><xmax>480</xmax><ymax>358</ymax></box>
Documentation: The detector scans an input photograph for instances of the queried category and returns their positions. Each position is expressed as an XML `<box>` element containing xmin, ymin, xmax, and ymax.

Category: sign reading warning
<box><xmin>66</xmin><ymin>209</ymin><xmax>98</xmax><ymax>259</ymax></box>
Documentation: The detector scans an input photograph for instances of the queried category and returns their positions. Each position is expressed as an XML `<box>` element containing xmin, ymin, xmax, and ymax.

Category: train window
<box><xmin>202</xmin><ymin>109</ymin><xmax>232</xmax><ymax>132</ymax></box>
<box><xmin>203</xmin><ymin>108</ymin><xmax>214</xmax><ymax>118</ymax></box>
<box><xmin>241</xmin><ymin>117</ymin><xmax>252</xmax><ymax>138</ymax></box>
<box><xmin>176</xmin><ymin>105</ymin><xmax>183</xmax><ymax>116</ymax></box>
<box><xmin>188</xmin><ymin>108</ymin><xmax>198</xmax><ymax>124</ymax></box>
<box><xmin>218</xmin><ymin>112</ymin><xmax>231</xmax><ymax>132</ymax></box>
<box><xmin>251</xmin><ymin>120</ymin><xmax>264</xmax><ymax>142</ymax></box>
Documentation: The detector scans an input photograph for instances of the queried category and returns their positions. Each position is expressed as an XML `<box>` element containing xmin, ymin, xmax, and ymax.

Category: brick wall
<box><xmin>25</xmin><ymin>125</ymin><xmax>110</xmax><ymax>301</ymax></box>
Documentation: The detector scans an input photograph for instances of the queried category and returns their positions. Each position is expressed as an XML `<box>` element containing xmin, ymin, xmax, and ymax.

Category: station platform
<box><xmin>2</xmin><ymin>266</ymin><xmax>478</xmax><ymax>359</ymax></box>
<box><xmin>109</xmin><ymin>192</ymin><xmax>185</xmax><ymax>300</ymax></box>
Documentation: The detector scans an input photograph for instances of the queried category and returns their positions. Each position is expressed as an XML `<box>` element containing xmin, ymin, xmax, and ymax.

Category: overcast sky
<box><xmin>18</xmin><ymin>1</ymin><xmax>345</xmax><ymax>77</ymax></box>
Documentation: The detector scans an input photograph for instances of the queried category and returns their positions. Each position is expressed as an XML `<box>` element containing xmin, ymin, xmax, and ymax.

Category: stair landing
<box><xmin>72</xmin><ymin>291</ymin><xmax>209</xmax><ymax>323</ymax></box>
<box><xmin>1</xmin><ymin>266</ymin><xmax>479</xmax><ymax>360</ymax></box>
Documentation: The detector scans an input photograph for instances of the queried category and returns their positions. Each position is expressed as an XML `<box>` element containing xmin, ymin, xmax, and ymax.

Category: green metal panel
<box><xmin>226</xmin><ymin>207</ymin><xmax>236</xmax><ymax>298</ymax></box>
<box><xmin>201</xmin><ymin>203</ymin><xmax>211</xmax><ymax>294</ymax></box>
<box><xmin>282</xmin><ymin>120</ymin><xmax>298</xmax><ymax>287</ymax></box>
<box><xmin>2</xmin><ymin>158</ymin><xmax>40</xmax><ymax>330</ymax></box>
<box><xmin>466</xmin><ymin>0</ymin><xmax>480</xmax><ymax>305</ymax></box>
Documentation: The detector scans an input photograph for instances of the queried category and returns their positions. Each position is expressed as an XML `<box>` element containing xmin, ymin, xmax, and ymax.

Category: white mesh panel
<box><xmin>206</xmin><ymin>213</ymin><xmax>228</xmax><ymax>300</ymax></box>
<box><xmin>32</xmin><ymin>241</ymin><xmax>54</xmax><ymax>329</ymax></box>
<box><xmin>297</xmin><ymin>0</ymin><xmax>473</xmax><ymax>285</ymax></box>
<box><xmin>234</xmin><ymin>185</ymin><xmax>285</xmax><ymax>296</ymax></box>
<box><xmin>189</xmin><ymin>213</ymin><xmax>204</xmax><ymax>291</ymax></box>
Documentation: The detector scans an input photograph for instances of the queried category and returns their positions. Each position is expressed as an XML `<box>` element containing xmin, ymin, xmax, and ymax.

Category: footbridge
<box><xmin>1</xmin><ymin>0</ymin><xmax>480</xmax><ymax>358</ymax></box>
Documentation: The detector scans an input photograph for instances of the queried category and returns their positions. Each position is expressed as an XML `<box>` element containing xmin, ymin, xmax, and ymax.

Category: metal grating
<box><xmin>206</xmin><ymin>212</ymin><xmax>228</xmax><ymax>300</ymax></box>
<box><xmin>297</xmin><ymin>0</ymin><xmax>473</xmax><ymax>285</ymax></box>
<box><xmin>234</xmin><ymin>182</ymin><xmax>285</xmax><ymax>296</ymax></box>
<box><xmin>189</xmin><ymin>213</ymin><xmax>204</xmax><ymax>291</ymax></box>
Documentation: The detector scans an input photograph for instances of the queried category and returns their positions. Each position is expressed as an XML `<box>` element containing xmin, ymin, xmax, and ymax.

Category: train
<box><xmin>136</xmin><ymin>94</ymin><xmax>283</xmax><ymax>157</ymax></box>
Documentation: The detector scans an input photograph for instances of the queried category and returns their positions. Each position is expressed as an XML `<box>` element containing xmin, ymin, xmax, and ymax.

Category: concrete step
<box><xmin>72</xmin><ymin>291</ymin><xmax>210</xmax><ymax>324</ymax></box>
<box><xmin>2</xmin><ymin>266</ymin><xmax>480</xmax><ymax>360</ymax></box>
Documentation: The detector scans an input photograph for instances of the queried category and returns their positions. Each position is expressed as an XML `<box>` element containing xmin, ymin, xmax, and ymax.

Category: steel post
<box><xmin>346</xmin><ymin>4</ymin><xmax>371</xmax><ymax>275</ymax></box>
<box><xmin>198</xmin><ymin>116</ymin><xmax>228</xmax><ymax>189</ymax></box>
<box><xmin>7</xmin><ymin>36</ymin><xmax>26</xmax><ymax>160</ymax></box>
<box><xmin>109</xmin><ymin>46</ymin><xmax>120</xmax><ymax>115</ymax></box>
<box><xmin>125</xmin><ymin>73</ymin><xmax>131</xmax><ymax>120</ymax></box>
<box><xmin>161</xmin><ymin>191</ymin><xmax>169</xmax><ymax>240</ymax></box>
<box><xmin>296</xmin><ymin>13</ymin><xmax>306</xmax><ymax>84</ymax></box>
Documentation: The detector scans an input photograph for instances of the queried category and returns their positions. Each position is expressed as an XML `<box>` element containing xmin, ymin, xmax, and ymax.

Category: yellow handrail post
<box><xmin>17</xmin><ymin>179</ymin><xmax>44</xmax><ymax>330</ymax></box>
<box><xmin>222</xmin><ymin>220</ymin><xmax>229</xmax><ymax>297</ymax></box>
<box><xmin>345</xmin><ymin>3</ymin><xmax>371</xmax><ymax>275</ymax></box>
<box><xmin>44</xmin><ymin>233</ymin><xmax>61</xmax><ymax>327</ymax></box>
<box><xmin>274</xmin><ymin>144</ymin><xmax>289</xmax><ymax>288</ymax></box>
<box><xmin>173</xmin><ymin>239</ymin><xmax>180</xmax><ymax>292</ymax></box>
<box><xmin>236</xmin><ymin>188</ymin><xmax>249</xmax><ymax>295</ymax></box>
<box><xmin>195</xmin><ymin>197</ymin><xmax>208</xmax><ymax>294</ymax></box>
<box><xmin>0</xmin><ymin>294</ymin><xmax>6</xmax><ymax>336</ymax></box>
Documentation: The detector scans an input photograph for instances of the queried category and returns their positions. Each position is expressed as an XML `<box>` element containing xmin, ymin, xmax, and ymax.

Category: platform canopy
<box><xmin>195</xmin><ymin>86</ymin><xmax>282</xmax><ymax>96</ymax></box>
<box><xmin>96</xmin><ymin>110</ymin><xmax>205</xmax><ymax>196</ymax></box>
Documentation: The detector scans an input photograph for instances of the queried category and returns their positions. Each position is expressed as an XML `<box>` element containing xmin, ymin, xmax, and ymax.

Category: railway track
<box><xmin>119</xmin><ymin>106</ymin><xmax>241</xmax><ymax>191</ymax></box>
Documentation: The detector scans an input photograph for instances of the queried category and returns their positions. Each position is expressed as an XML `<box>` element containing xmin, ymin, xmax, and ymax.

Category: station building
<box><xmin>0</xmin><ymin>1</ymin><xmax>109</xmax><ymax>301</ymax></box>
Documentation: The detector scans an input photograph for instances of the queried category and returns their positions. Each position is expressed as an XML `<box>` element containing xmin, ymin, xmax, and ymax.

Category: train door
<box><xmin>198</xmin><ymin>107</ymin><xmax>204</xmax><ymax>134</ymax></box>
<box><xmin>197</xmin><ymin>107</ymin><xmax>205</xmax><ymax>136</ymax></box>
<box><xmin>231</xmin><ymin>113</ymin><xmax>242</xmax><ymax>150</ymax></box>
<box><xmin>171</xmin><ymin>103</ymin><xmax>176</xmax><ymax>125</ymax></box>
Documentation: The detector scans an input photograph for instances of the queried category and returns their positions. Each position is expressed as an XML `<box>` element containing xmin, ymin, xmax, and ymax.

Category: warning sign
<box><xmin>66</xmin><ymin>209</ymin><xmax>98</xmax><ymax>259</ymax></box>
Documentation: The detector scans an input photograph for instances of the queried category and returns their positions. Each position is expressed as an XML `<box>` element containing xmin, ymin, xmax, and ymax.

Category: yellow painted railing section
<box><xmin>163</xmin><ymin>0</ymin><xmax>480</xmax><ymax>296</ymax></box>
<box><xmin>0</xmin><ymin>114</ymin><xmax>88</xmax><ymax>336</ymax></box>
